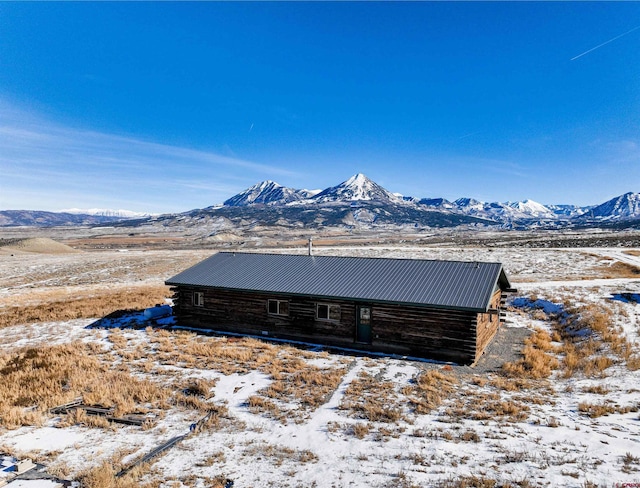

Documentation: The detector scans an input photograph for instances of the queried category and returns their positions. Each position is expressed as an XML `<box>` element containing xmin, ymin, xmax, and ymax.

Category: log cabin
<box><xmin>165</xmin><ymin>252</ymin><xmax>514</xmax><ymax>365</ymax></box>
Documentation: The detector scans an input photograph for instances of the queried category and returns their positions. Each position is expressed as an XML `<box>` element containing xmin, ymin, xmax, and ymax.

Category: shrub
<box><xmin>407</xmin><ymin>369</ymin><xmax>458</xmax><ymax>414</ymax></box>
<box><xmin>502</xmin><ymin>332</ymin><xmax>559</xmax><ymax>380</ymax></box>
<box><xmin>352</xmin><ymin>422</ymin><xmax>371</xmax><ymax>439</ymax></box>
<box><xmin>341</xmin><ymin>371</ymin><xmax>404</xmax><ymax>422</ymax></box>
<box><xmin>435</xmin><ymin>475</ymin><xmax>497</xmax><ymax>487</ymax></box>
<box><xmin>458</xmin><ymin>429</ymin><xmax>481</xmax><ymax>442</ymax></box>
<box><xmin>578</xmin><ymin>401</ymin><xmax>637</xmax><ymax>418</ymax></box>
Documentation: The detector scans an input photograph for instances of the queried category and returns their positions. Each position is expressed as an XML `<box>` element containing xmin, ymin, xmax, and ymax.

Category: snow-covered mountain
<box><xmin>311</xmin><ymin>173</ymin><xmax>401</xmax><ymax>204</ymax></box>
<box><xmin>223</xmin><ymin>180</ymin><xmax>308</xmax><ymax>206</ymax></box>
<box><xmin>299</xmin><ymin>188</ymin><xmax>322</xmax><ymax>199</ymax></box>
<box><xmin>581</xmin><ymin>192</ymin><xmax>640</xmax><ymax>221</ymax></box>
<box><xmin>208</xmin><ymin>173</ymin><xmax>487</xmax><ymax>230</ymax></box>
<box><xmin>61</xmin><ymin>208</ymin><xmax>152</xmax><ymax>218</ymax></box>
<box><xmin>454</xmin><ymin>198</ymin><xmax>485</xmax><ymax>212</ymax></box>
<box><xmin>450</xmin><ymin>198</ymin><xmax>558</xmax><ymax>223</ymax></box>
<box><xmin>221</xmin><ymin>175</ymin><xmax>638</xmax><ymax>226</ymax></box>
<box><xmin>224</xmin><ymin>174</ymin><xmax>402</xmax><ymax>207</ymax></box>
<box><xmin>506</xmin><ymin>200</ymin><xmax>557</xmax><ymax>219</ymax></box>
<box><xmin>0</xmin><ymin>210</ymin><xmax>130</xmax><ymax>227</ymax></box>
<box><xmin>3</xmin><ymin>171</ymin><xmax>637</xmax><ymax>229</ymax></box>
<box><xmin>453</xmin><ymin>198</ymin><xmax>504</xmax><ymax>221</ymax></box>
<box><xmin>418</xmin><ymin>198</ymin><xmax>455</xmax><ymax>210</ymax></box>
<box><xmin>546</xmin><ymin>204</ymin><xmax>590</xmax><ymax>218</ymax></box>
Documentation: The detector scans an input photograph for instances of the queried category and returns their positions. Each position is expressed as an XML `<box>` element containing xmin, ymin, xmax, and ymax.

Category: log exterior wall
<box><xmin>170</xmin><ymin>285</ymin><xmax>504</xmax><ymax>365</ymax></box>
<box><xmin>475</xmin><ymin>288</ymin><xmax>503</xmax><ymax>359</ymax></box>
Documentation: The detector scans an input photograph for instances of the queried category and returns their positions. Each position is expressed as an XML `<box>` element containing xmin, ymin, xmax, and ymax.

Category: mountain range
<box><xmin>0</xmin><ymin>210</ymin><xmax>130</xmax><ymax>227</ymax></box>
<box><xmin>60</xmin><ymin>208</ymin><xmax>154</xmax><ymax>218</ymax></box>
<box><xmin>1</xmin><ymin>173</ymin><xmax>639</xmax><ymax>230</ymax></box>
<box><xmin>218</xmin><ymin>173</ymin><xmax>639</xmax><ymax>224</ymax></box>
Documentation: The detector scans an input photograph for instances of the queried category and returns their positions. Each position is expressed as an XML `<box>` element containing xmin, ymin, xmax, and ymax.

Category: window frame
<box><xmin>267</xmin><ymin>299</ymin><xmax>289</xmax><ymax>316</ymax></box>
<box><xmin>316</xmin><ymin>302</ymin><xmax>341</xmax><ymax>322</ymax></box>
<box><xmin>193</xmin><ymin>291</ymin><xmax>204</xmax><ymax>307</ymax></box>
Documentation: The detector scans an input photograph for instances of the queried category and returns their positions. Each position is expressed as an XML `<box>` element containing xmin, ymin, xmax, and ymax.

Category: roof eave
<box><xmin>165</xmin><ymin>282</ymin><xmax>487</xmax><ymax>313</ymax></box>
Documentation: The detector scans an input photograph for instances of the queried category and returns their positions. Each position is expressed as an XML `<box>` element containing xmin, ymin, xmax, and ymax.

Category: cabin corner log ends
<box><xmin>166</xmin><ymin>252</ymin><xmax>514</xmax><ymax>365</ymax></box>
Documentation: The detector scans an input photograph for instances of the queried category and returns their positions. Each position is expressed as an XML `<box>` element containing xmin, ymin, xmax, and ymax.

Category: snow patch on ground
<box><xmin>6</xmin><ymin>427</ymin><xmax>83</xmax><ymax>452</ymax></box>
<box><xmin>4</xmin><ymin>481</ymin><xmax>63</xmax><ymax>488</ymax></box>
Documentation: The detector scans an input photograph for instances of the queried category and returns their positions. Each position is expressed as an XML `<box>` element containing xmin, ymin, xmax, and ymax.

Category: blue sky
<box><xmin>1</xmin><ymin>2</ymin><xmax>639</xmax><ymax>213</ymax></box>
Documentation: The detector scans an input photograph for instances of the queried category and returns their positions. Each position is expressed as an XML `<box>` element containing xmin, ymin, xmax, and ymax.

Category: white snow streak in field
<box><xmin>4</xmin><ymin>481</ymin><xmax>63</xmax><ymax>488</ymax></box>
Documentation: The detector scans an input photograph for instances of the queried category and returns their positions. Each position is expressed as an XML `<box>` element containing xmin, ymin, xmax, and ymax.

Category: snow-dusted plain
<box><xmin>1</xmin><ymin>244</ymin><xmax>640</xmax><ymax>487</ymax></box>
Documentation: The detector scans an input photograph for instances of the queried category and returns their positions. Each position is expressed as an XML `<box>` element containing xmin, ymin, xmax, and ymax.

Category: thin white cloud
<box><xmin>0</xmin><ymin>100</ymin><xmax>297</xmax><ymax>212</ymax></box>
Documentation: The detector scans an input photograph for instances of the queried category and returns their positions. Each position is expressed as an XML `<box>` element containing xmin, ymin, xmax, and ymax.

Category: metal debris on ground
<box><xmin>49</xmin><ymin>398</ymin><xmax>155</xmax><ymax>427</ymax></box>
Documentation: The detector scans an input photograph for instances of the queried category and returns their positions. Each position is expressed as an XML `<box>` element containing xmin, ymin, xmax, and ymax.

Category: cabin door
<box><xmin>356</xmin><ymin>306</ymin><xmax>372</xmax><ymax>344</ymax></box>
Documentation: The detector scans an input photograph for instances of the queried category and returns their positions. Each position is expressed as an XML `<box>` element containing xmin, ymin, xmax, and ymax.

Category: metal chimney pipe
<box><xmin>308</xmin><ymin>237</ymin><xmax>313</xmax><ymax>256</ymax></box>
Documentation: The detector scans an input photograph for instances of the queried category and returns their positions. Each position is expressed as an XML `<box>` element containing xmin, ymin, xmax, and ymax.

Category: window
<box><xmin>193</xmin><ymin>292</ymin><xmax>204</xmax><ymax>307</ymax></box>
<box><xmin>267</xmin><ymin>299</ymin><xmax>289</xmax><ymax>316</ymax></box>
<box><xmin>317</xmin><ymin>303</ymin><xmax>341</xmax><ymax>321</ymax></box>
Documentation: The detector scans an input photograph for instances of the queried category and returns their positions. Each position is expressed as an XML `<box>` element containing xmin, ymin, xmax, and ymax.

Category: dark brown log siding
<box><xmin>475</xmin><ymin>288</ymin><xmax>503</xmax><ymax>360</ymax></box>
<box><xmin>371</xmin><ymin>304</ymin><xmax>477</xmax><ymax>363</ymax></box>
<box><xmin>172</xmin><ymin>286</ymin><xmax>490</xmax><ymax>364</ymax></box>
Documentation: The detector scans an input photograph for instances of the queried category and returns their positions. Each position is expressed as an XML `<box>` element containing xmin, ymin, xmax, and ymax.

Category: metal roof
<box><xmin>166</xmin><ymin>252</ymin><xmax>511</xmax><ymax>312</ymax></box>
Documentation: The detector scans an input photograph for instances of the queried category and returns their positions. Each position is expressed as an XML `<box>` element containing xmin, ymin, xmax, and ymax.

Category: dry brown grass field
<box><xmin>594</xmin><ymin>260</ymin><xmax>640</xmax><ymax>279</ymax></box>
<box><xmin>0</xmin><ymin>285</ymin><xmax>169</xmax><ymax>329</ymax></box>
<box><xmin>0</xmin><ymin>235</ymin><xmax>639</xmax><ymax>487</ymax></box>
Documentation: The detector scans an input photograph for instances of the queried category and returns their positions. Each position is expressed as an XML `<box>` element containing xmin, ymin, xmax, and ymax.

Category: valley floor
<box><xmin>1</xmin><ymin>240</ymin><xmax>640</xmax><ymax>487</ymax></box>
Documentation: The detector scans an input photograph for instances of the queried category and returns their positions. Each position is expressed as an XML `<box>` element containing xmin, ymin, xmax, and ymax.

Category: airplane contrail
<box><xmin>571</xmin><ymin>25</ymin><xmax>640</xmax><ymax>61</ymax></box>
<box><xmin>458</xmin><ymin>131</ymin><xmax>481</xmax><ymax>140</ymax></box>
